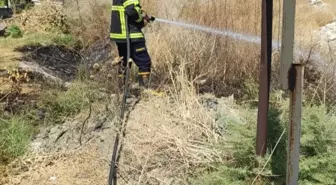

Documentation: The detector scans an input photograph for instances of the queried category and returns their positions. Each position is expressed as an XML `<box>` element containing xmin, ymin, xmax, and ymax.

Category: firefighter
<box><xmin>110</xmin><ymin>0</ymin><xmax>152</xmax><ymax>88</ymax></box>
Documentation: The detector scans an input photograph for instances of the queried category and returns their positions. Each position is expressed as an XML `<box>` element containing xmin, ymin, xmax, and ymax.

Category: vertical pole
<box><xmin>256</xmin><ymin>0</ymin><xmax>273</xmax><ymax>156</ymax></box>
<box><xmin>286</xmin><ymin>65</ymin><xmax>303</xmax><ymax>185</ymax></box>
<box><xmin>279</xmin><ymin>0</ymin><xmax>301</xmax><ymax>184</ymax></box>
<box><xmin>280</xmin><ymin>0</ymin><xmax>297</xmax><ymax>91</ymax></box>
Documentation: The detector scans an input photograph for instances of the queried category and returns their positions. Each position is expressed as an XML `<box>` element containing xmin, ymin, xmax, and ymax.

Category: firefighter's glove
<box><xmin>142</xmin><ymin>12</ymin><xmax>149</xmax><ymax>27</ymax></box>
<box><xmin>143</xmin><ymin>19</ymin><xmax>148</xmax><ymax>27</ymax></box>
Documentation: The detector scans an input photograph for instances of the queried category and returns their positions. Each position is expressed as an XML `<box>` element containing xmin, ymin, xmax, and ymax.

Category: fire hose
<box><xmin>108</xmin><ymin>11</ymin><xmax>155</xmax><ymax>185</ymax></box>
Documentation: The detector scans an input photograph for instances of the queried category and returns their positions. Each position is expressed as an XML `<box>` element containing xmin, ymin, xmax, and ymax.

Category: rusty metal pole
<box><xmin>279</xmin><ymin>0</ymin><xmax>302</xmax><ymax>184</ymax></box>
<box><xmin>286</xmin><ymin>65</ymin><xmax>303</xmax><ymax>185</ymax></box>
<box><xmin>256</xmin><ymin>0</ymin><xmax>273</xmax><ymax>156</ymax></box>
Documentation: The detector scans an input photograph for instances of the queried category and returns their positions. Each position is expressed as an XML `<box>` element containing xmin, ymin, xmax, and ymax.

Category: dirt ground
<box><xmin>1</xmin><ymin>95</ymin><xmax>170</xmax><ymax>185</ymax></box>
<box><xmin>2</xmin><ymin>91</ymin><xmax>221</xmax><ymax>185</ymax></box>
<box><xmin>4</xmin><ymin>145</ymin><xmax>111</xmax><ymax>185</ymax></box>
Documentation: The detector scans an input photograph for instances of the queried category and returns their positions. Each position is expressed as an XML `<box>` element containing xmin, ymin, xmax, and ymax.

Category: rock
<box><xmin>93</xmin><ymin>115</ymin><xmax>106</xmax><ymax>130</ymax></box>
<box><xmin>54</xmin><ymin>129</ymin><xmax>67</xmax><ymax>143</ymax></box>
<box><xmin>49</xmin><ymin>176</ymin><xmax>57</xmax><ymax>181</ymax></box>
<box><xmin>30</xmin><ymin>140</ymin><xmax>44</xmax><ymax>153</ymax></box>
<box><xmin>0</xmin><ymin>23</ymin><xmax>6</xmax><ymax>36</ymax></box>
<box><xmin>64</xmin><ymin>82</ymin><xmax>72</xmax><ymax>88</ymax></box>
<box><xmin>317</xmin><ymin>21</ymin><xmax>336</xmax><ymax>56</ymax></box>
<box><xmin>329</xmin><ymin>32</ymin><xmax>336</xmax><ymax>41</ymax></box>
<box><xmin>93</xmin><ymin>63</ymin><xmax>100</xmax><ymax>70</ymax></box>
<box><xmin>309</xmin><ymin>0</ymin><xmax>323</xmax><ymax>5</ymax></box>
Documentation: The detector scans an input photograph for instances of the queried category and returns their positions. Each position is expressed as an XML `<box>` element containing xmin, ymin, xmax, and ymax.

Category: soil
<box><xmin>1</xmin><ymin>96</ymin><xmax>147</xmax><ymax>185</ymax></box>
<box><xmin>0</xmin><ymin>92</ymin><xmax>231</xmax><ymax>185</ymax></box>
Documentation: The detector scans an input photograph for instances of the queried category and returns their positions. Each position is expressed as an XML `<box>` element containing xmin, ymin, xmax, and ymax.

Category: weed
<box><xmin>37</xmin><ymin>80</ymin><xmax>104</xmax><ymax>125</ymax></box>
<box><xmin>5</xmin><ymin>24</ymin><xmax>23</xmax><ymax>38</ymax></box>
<box><xmin>52</xmin><ymin>34</ymin><xmax>80</xmax><ymax>48</ymax></box>
<box><xmin>0</xmin><ymin>117</ymin><xmax>33</xmax><ymax>163</ymax></box>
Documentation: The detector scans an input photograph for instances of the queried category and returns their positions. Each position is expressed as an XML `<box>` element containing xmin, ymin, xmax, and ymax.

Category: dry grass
<box><xmin>5</xmin><ymin>0</ymin><xmax>68</xmax><ymax>34</ymax></box>
<box><xmin>3</xmin><ymin>145</ymin><xmax>110</xmax><ymax>185</ymax></box>
<box><xmin>63</xmin><ymin>0</ymin><xmax>111</xmax><ymax>48</ymax></box>
<box><xmin>138</xmin><ymin>0</ymin><xmax>336</xmax><ymax>95</ymax></box>
<box><xmin>147</xmin><ymin>0</ymin><xmax>335</xmax><ymax>43</ymax></box>
<box><xmin>5</xmin><ymin>0</ymin><xmax>333</xmax><ymax>94</ymax></box>
<box><xmin>117</xmin><ymin>63</ymin><xmax>225</xmax><ymax>184</ymax></box>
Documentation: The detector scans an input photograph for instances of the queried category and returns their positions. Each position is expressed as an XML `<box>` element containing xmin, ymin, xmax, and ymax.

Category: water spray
<box><xmin>148</xmin><ymin>16</ymin><xmax>325</xmax><ymax>65</ymax></box>
<box><xmin>153</xmin><ymin>18</ymin><xmax>280</xmax><ymax>49</ymax></box>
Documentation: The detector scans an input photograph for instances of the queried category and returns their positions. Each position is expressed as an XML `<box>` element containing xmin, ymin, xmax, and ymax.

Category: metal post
<box><xmin>286</xmin><ymin>64</ymin><xmax>303</xmax><ymax>185</ymax></box>
<box><xmin>280</xmin><ymin>0</ymin><xmax>297</xmax><ymax>91</ymax></box>
<box><xmin>256</xmin><ymin>0</ymin><xmax>273</xmax><ymax>156</ymax></box>
<box><xmin>279</xmin><ymin>0</ymin><xmax>301</xmax><ymax>183</ymax></box>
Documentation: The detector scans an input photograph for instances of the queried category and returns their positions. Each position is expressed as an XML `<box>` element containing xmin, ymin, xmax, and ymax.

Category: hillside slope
<box><xmin>1</xmin><ymin>0</ymin><xmax>336</xmax><ymax>184</ymax></box>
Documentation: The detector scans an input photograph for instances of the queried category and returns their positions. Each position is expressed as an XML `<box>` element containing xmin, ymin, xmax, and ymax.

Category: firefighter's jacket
<box><xmin>110</xmin><ymin>0</ymin><xmax>145</xmax><ymax>43</ymax></box>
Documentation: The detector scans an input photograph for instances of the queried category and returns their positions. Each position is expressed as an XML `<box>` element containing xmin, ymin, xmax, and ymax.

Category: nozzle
<box><xmin>142</xmin><ymin>10</ymin><xmax>155</xmax><ymax>22</ymax></box>
<box><xmin>149</xmin><ymin>16</ymin><xmax>155</xmax><ymax>22</ymax></box>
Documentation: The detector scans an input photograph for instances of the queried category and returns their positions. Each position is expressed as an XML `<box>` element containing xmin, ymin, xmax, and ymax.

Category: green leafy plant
<box><xmin>5</xmin><ymin>24</ymin><xmax>23</xmax><ymax>38</ymax></box>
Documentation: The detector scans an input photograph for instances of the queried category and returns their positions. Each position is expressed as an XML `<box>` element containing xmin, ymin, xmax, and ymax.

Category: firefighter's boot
<box><xmin>138</xmin><ymin>74</ymin><xmax>150</xmax><ymax>89</ymax></box>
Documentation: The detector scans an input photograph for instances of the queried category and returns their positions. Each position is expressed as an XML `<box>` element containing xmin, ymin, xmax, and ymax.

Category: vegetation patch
<box><xmin>190</xmin><ymin>97</ymin><xmax>336</xmax><ymax>184</ymax></box>
<box><xmin>4</xmin><ymin>24</ymin><xmax>23</xmax><ymax>38</ymax></box>
<box><xmin>1</xmin><ymin>0</ymin><xmax>336</xmax><ymax>184</ymax></box>
<box><xmin>0</xmin><ymin>117</ymin><xmax>34</xmax><ymax>164</ymax></box>
<box><xmin>37</xmin><ymin>80</ymin><xmax>104</xmax><ymax>125</ymax></box>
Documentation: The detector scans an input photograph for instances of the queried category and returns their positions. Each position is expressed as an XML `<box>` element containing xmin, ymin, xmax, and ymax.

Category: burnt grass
<box><xmin>1</xmin><ymin>44</ymin><xmax>81</xmax><ymax>116</ymax></box>
<box><xmin>14</xmin><ymin>44</ymin><xmax>82</xmax><ymax>82</ymax></box>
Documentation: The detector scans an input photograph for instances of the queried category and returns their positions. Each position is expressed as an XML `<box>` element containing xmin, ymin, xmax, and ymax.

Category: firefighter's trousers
<box><xmin>117</xmin><ymin>41</ymin><xmax>151</xmax><ymax>77</ymax></box>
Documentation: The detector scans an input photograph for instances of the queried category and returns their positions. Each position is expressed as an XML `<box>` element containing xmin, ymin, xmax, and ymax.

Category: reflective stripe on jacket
<box><xmin>110</xmin><ymin>0</ymin><xmax>145</xmax><ymax>42</ymax></box>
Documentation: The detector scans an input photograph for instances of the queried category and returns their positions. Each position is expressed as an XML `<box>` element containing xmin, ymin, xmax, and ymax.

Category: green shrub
<box><xmin>5</xmin><ymin>24</ymin><xmax>23</xmax><ymax>38</ymax></box>
<box><xmin>52</xmin><ymin>34</ymin><xmax>80</xmax><ymax>48</ymax></box>
<box><xmin>0</xmin><ymin>117</ymin><xmax>33</xmax><ymax>163</ymax></box>
<box><xmin>190</xmin><ymin>166</ymin><xmax>253</xmax><ymax>185</ymax></box>
<box><xmin>300</xmin><ymin>154</ymin><xmax>336</xmax><ymax>185</ymax></box>
<box><xmin>192</xmin><ymin>96</ymin><xmax>336</xmax><ymax>184</ymax></box>
<box><xmin>191</xmin><ymin>100</ymin><xmax>269</xmax><ymax>184</ymax></box>
<box><xmin>299</xmin><ymin>105</ymin><xmax>336</xmax><ymax>184</ymax></box>
<box><xmin>242</xmin><ymin>78</ymin><xmax>259</xmax><ymax>100</ymax></box>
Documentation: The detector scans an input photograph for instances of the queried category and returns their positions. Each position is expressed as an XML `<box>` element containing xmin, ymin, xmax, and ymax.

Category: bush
<box><xmin>5</xmin><ymin>24</ymin><xmax>23</xmax><ymax>38</ymax></box>
<box><xmin>191</xmin><ymin>96</ymin><xmax>336</xmax><ymax>184</ymax></box>
<box><xmin>6</xmin><ymin>0</ymin><xmax>69</xmax><ymax>34</ymax></box>
<box><xmin>299</xmin><ymin>105</ymin><xmax>336</xmax><ymax>184</ymax></box>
